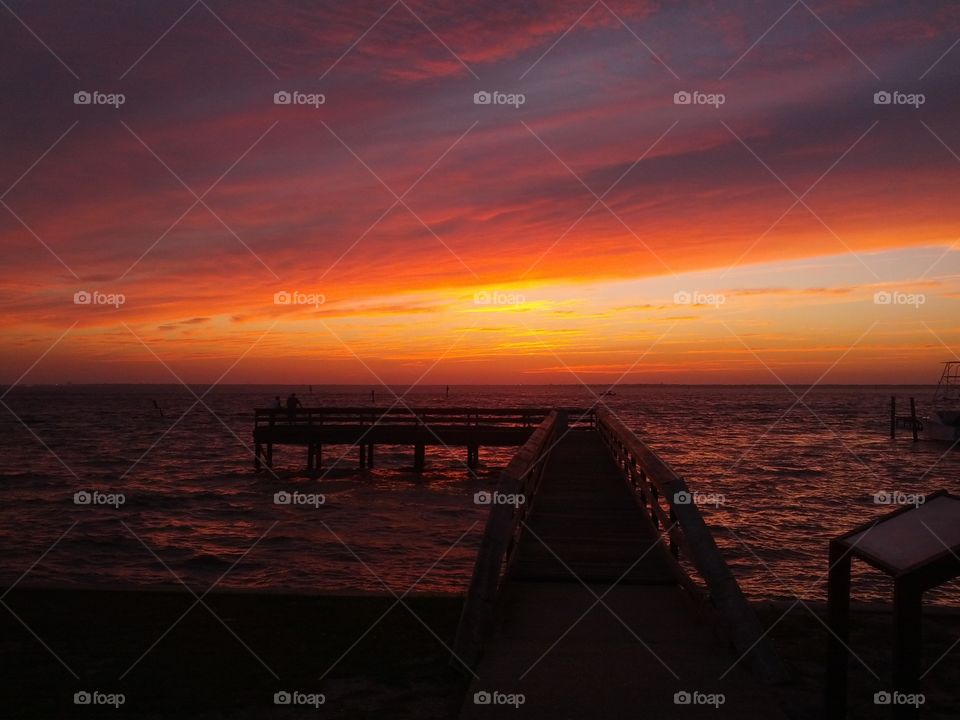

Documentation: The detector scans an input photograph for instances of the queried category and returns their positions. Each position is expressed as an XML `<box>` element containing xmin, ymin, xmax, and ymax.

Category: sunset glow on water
<box><xmin>2</xmin><ymin>385</ymin><xmax>958</xmax><ymax>606</ymax></box>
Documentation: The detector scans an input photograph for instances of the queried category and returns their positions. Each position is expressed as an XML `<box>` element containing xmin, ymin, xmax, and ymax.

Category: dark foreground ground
<box><xmin>0</xmin><ymin>588</ymin><xmax>468</xmax><ymax>719</ymax></box>
<box><xmin>756</xmin><ymin>601</ymin><xmax>960</xmax><ymax>720</ymax></box>
<box><xmin>1</xmin><ymin>589</ymin><xmax>958</xmax><ymax>718</ymax></box>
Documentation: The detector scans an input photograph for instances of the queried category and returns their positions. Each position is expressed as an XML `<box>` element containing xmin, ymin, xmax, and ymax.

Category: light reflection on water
<box><xmin>0</xmin><ymin>384</ymin><xmax>957</xmax><ymax>605</ymax></box>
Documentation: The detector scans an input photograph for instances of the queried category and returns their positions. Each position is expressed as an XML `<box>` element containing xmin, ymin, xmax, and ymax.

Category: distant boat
<box><xmin>923</xmin><ymin>362</ymin><xmax>960</xmax><ymax>442</ymax></box>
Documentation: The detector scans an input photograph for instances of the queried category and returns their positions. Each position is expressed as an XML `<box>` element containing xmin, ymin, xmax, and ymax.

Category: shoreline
<box><xmin>3</xmin><ymin>587</ymin><xmax>960</xmax><ymax>718</ymax></box>
<box><xmin>10</xmin><ymin>584</ymin><xmax>960</xmax><ymax>613</ymax></box>
<box><xmin>1</xmin><ymin>587</ymin><xmax>470</xmax><ymax>719</ymax></box>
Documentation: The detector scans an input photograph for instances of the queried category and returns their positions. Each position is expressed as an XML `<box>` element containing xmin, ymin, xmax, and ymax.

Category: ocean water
<box><xmin>1</xmin><ymin>384</ymin><xmax>958</xmax><ymax>605</ymax></box>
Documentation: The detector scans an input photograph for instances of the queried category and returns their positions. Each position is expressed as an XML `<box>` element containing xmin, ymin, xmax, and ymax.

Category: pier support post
<box><xmin>266</xmin><ymin>443</ymin><xmax>273</xmax><ymax>469</ymax></box>
<box><xmin>255</xmin><ymin>442</ymin><xmax>262</xmax><ymax>471</ymax></box>
<box><xmin>414</xmin><ymin>443</ymin><xmax>425</xmax><ymax>472</ymax></box>
<box><xmin>307</xmin><ymin>443</ymin><xmax>314</xmax><ymax>475</ymax></box>
<box><xmin>909</xmin><ymin>397</ymin><xmax>919</xmax><ymax>442</ymax></box>
<box><xmin>467</xmin><ymin>445</ymin><xmax>479</xmax><ymax>468</ymax></box>
<box><xmin>366</xmin><ymin>443</ymin><xmax>374</xmax><ymax>468</ymax></box>
<box><xmin>359</xmin><ymin>443</ymin><xmax>367</xmax><ymax>469</ymax></box>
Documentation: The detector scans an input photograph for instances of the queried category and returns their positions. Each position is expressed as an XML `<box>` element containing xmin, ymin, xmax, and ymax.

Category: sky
<box><xmin>1</xmin><ymin>0</ymin><xmax>960</xmax><ymax>385</ymax></box>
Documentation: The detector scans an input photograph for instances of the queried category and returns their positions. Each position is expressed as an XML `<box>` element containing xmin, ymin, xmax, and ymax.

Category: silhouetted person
<box><xmin>272</xmin><ymin>395</ymin><xmax>282</xmax><ymax>409</ymax></box>
<box><xmin>286</xmin><ymin>392</ymin><xmax>302</xmax><ymax>421</ymax></box>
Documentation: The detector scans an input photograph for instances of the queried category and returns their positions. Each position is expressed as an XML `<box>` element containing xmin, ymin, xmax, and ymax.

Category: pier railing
<box><xmin>596</xmin><ymin>409</ymin><xmax>788</xmax><ymax>684</ymax></box>
<box><xmin>252</xmin><ymin>406</ymin><xmax>590</xmax><ymax>472</ymax></box>
<box><xmin>254</xmin><ymin>406</ymin><xmax>590</xmax><ymax>429</ymax></box>
<box><xmin>452</xmin><ymin>410</ymin><xmax>562</xmax><ymax>668</ymax></box>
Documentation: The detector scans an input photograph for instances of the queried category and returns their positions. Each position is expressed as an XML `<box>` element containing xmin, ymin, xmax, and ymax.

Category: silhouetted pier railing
<box><xmin>453</xmin><ymin>407</ymin><xmax>786</xmax><ymax>718</ymax></box>
<box><xmin>252</xmin><ymin>406</ymin><xmax>589</xmax><ymax>472</ymax></box>
<box><xmin>596</xmin><ymin>409</ymin><xmax>786</xmax><ymax>683</ymax></box>
<box><xmin>452</xmin><ymin>410</ymin><xmax>561</xmax><ymax>667</ymax></box>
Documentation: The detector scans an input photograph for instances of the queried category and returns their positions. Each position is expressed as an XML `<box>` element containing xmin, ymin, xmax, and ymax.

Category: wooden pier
<box><xmin>890</xmin><ymin>395</ymin><xmax>922</xmax><ymax>441</ymax></box>
<box><xmin>454</xmin><ymin>409</ymin><xmax>788</xmax><ymax>718</ymax></box>
<box><xmin>252</xmin><ymin>406</ymin><xmax>592</xmax><ymax>473</ymax></box>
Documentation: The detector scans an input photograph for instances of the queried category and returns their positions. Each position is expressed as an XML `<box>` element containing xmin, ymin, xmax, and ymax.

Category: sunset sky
<box><xmin>2</xmin><ymin>0</ymin><xmax>959</xmax><ymax>384</ymax></box>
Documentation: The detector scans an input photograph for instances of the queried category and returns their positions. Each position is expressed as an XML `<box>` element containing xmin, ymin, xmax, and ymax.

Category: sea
<box><xmin>1</xmin><ymin>384</ymin><xmax>958</xmax><ymax>605</ymax></box>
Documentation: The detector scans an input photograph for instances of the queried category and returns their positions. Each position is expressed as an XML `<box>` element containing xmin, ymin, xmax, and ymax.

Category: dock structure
<box><xmin>252</xmin><ymin>406</ymin><xmax>592</xmax><ymax>473</ymax></box>
<box><xmin>454</xmin><ymin>409</ymin><xmax>788</xmax><ymax>718</ymax></box>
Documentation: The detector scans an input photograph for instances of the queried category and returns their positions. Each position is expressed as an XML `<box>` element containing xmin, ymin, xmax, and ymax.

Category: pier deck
<box><xmin>454</xmin><ymin>412</ymin><xmax>788</xmax><ymax>718</ymax></box>
<box><xmin>508</xmin><ymin>432</ymin><xmax>677</xmax><ymax>584</ymax></box>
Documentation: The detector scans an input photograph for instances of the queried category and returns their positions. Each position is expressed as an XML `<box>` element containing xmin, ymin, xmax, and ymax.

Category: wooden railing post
<box><xmin>669</xmin><ymin>506</ymin><xmax>679</xmax><ymax>558</ymax></box>
<box><xmin>650</xmin><ymin>485</ymin><xmax>660</xmax><ymax>529</ymax></box>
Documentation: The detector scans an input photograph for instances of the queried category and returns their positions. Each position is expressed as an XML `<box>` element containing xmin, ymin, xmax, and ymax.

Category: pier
<box><xmin>252</xmin><ymin>406</ymin><xmax>592</xmax><ymax>473</ymax></box>
<box><xmin>890</xmin><ymin>395</ymin><xmax>923</xmax><ymax>441</ymax></box>
<box><xmin>453</xmin><ymin>409</ymin><xmax>788</xmax><ymax>717</ymax></box>
<box><xmin>251</xmin><ymin>404</ymin><xmax>789</xmax><ymax>715</ymax></box>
